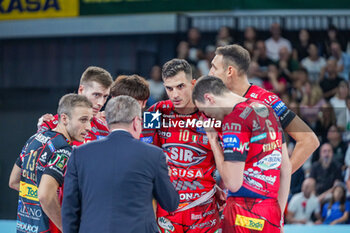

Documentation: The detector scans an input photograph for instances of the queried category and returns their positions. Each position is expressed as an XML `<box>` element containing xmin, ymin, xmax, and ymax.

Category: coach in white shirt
<box><xmin>265</xmin><ymin>23</ymin><xmax>292</xmax><ymax>61</ymax></box>
<box><xmin>287</xmin><ymin>178</ymin><xmax>321</xmax><ymax>224</ymax></box>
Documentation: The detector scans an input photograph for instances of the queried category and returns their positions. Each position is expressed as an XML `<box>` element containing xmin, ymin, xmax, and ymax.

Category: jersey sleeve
<box><xmin>140</xmin><ymin>103</ymin><xmax>161</xmax><ymax>147</ymax></box>
<box><xmin>44</xmin><ymin>147</ymin><xmax>71</xmax><ymax>186</ymax></box>
<box><xmin>263</xmin><ymin>92</ymin><xmax>296</xmax><ymax>129</ymax></box>
<box><xmin>223</xmin><ymin>120</ymin><xmax>251</xmax><ymax>162</ymax></box>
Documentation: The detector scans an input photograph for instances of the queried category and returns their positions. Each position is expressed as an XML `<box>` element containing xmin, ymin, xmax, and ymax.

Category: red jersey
<box><xmin>223</xmin><ymin>99</ymin><xmax>283</xmax><ymax>199</ymax></box>
<box><xmin>38</xmin><ymin>114</ymin><xmax>109</xmax><ymax>146</ymax></box>
<box><xmin>244</xmin><ymin>85</ymin><xmax>296</xmax><ymax>129</ymax></box>
<box><xmin>141</xmin><ymin>100</ymin><xmax>217</xmax><ymax>212</ymax></box>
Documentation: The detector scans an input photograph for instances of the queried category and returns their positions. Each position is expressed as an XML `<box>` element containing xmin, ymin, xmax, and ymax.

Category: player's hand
<box><xmin>96</xmin><ymin>111</ymin><xmax>106</xmax><ymax>122</ymax></box>
<box><xmin>37</xmin><ymin>113</ymin><xmax>55</xmax><ymax>127</ymax></box>
<box><xmin>215</xmin><ymin>185</ymin><xmax>226</xmax><ymax>211</ymax></box>
<box><xmin>200</xmin><ymin>116</ymin><xmax>219</xmax><ymax>142</ymax></box>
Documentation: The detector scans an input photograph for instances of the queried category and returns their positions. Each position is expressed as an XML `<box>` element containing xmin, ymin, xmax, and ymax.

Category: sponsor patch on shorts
<box><xmin>235</xmin><ymin>214</ymin><xmax>264</xmax><ymax>231</ymax></box>
<box><xmin>158</xmin><ymin>217</ymin><xmax>175</xmax><ymax>232</ymax></box>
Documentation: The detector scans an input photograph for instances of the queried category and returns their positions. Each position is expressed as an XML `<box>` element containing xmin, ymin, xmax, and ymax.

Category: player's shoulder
<box><xmin>148</xmin><ymin>100</ymin><xmax>173</xmax><ymax>113</ymax></box>
<box><xmin>46</xmin><ymin>131</ymin><xmax>72</xmax><ymax>153</ymax></box>
<box><xmin>246</xmin><ymin>85</ymin><xmax>281</xmax><ymax>106</ymax></box>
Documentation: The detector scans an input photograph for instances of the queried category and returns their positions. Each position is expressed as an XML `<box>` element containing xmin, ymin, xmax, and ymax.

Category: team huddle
<box><xmin>9</xmin><ymin>44</ymin><xmax>319</xmax><ymax>233</ymax></box>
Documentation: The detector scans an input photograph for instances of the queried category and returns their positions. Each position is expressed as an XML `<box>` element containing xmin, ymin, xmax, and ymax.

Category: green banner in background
<box><xmin>80</xmin><ymin>0</ymin><xmax>350</xmax><ymax>16</ymax></box>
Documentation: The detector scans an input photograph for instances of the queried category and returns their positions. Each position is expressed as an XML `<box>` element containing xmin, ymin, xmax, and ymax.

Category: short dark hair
<box><xmin>80</xmin><ymin>66</ymin><xmax>113</xmax><ymax>89</ymax></box>
<box><xmin>192</xmin><ymin>75</ymin><xmax>230</xmax><ymax>103</ymax></box>
<box><xmin>162</xmin><ymin>59</ymin><xmax>192</xmax><ymax>81</ymax></box>
<box><xmin>216</xmin><ymin>44</ymin><xmax>251</xmax><ymax>75</ymax></box>
<box><xmin>57</xmin><ymin>93</ymin><xmax>92</xmax><ymax>120</ymax></box>
<box><xmin>110</xmin><ymin>75</ymin><xmax>150</xmax><ymax>101</ymax></box>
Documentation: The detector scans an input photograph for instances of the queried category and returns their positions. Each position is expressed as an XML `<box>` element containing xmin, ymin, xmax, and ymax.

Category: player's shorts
<box><xmin>221</xmin><ymin>197</ymin><xmax>281</xmax><ymax>233</ymax></box>
<box><xmin>157</xmin><ymin>197</ymin><xmax>220</xmax><ymax>233</ymax></box>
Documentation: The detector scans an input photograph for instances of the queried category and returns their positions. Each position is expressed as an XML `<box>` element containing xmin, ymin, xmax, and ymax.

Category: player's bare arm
<box><xmin>206</xmin><ymin>131</ymin><xmax>244</xmax><ymax>192</ymax></box>
<box><xmin>278</xmin><ymin>142</ymin><xmax>292</xmax><ymax>213</ymax></box>
<box><xmin>285</xmin><ymin>116</ymin><xmax>319</xmax><ymax>173</ymax></box>
<box><xmin>38</xmin><ymin>174</ymin><xmax>63</xmax><ymax>231</ymax></box>
<box><xmin>9</xmin><ymin>164</ymin><xmax>21</xmax><ymax>191</ymax></box>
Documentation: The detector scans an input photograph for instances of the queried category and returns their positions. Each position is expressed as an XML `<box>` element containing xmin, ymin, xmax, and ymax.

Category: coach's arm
<box><xmin>153</xmin><ymin>148</ymin><xmax>179</xmax><ymax>212</ymax></box>
<box><xmin>62</xmin><ymin>150</ymin><xmax>81</xmax><ymax>233</ymax></box>
<box><xmin>285</xmin><ymin>115</ymin><xmax>319</xmax><ymax>173</ymax></box>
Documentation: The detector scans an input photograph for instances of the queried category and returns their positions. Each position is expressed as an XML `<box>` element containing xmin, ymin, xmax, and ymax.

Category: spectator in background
<box><xmin>343</xmin><ymin>96</ymin><xmax>350</xmax><ymax>143</ymax></box>
<box><xmin>299</xmin><ymin>82</ymin><xmax>326</xmax><ymax>129</ymax></box>
<box><xmin>265</xmin><ymin>23</ymin><xmax>292</xmax><ymax>61</ymax></box>
<box><xmin>177</xmin><ymin>41</ymin><xmax>190</xmax><ymax>61</ymax></box>
<box><xmin>263</xmin><ymin>64</ymin><xmax>287</xmax><ymax>95</ymax></box>
<box><xmin>320</xmin><ymin>59</ymin><xmax>344</xmax><ymax>100</ymax></box>
<box><xmin>216</xmin><ymin>26</ymin><xmax>233</xmax><ymax>47</ymax></box>
<box><xmin>197</xmin><ymin>45</ymin><xmax>216</xmax><ymax>76</ymax></box>
<box><xmin>301</xmin><ymin>43</ymin><xmax>327</xmax><ymax>83</ymax></box>
<box><xmin>327</xmin><ymin>125</ymin><xmax>347</xmax><ymax>167</ymax></box>
<box><xmin>186</xmin><ymin>27</ymin><xmax>205</xmax><ymax>65</ymax></box>
<box><xmin>330</xmin><ymin>41</ymin><xmax>350</xmax><ymax>81</ymax></box>
<box><xmin>247</xmin><ymin>61</ymin><xmax>263</xmax><ymax>87</ymax></box>
<box><xmin>322</xmin><ymin>183</ymin><xmax>350</xmax><ymax>224</ymax></box>
<box><xmin>253</xmin><ymin>40</ymin><xmax>275</xmax><ymax>71</ymax></box>
<box><xmin>310</xmin><ymin>143</ymin><xmax>342</xmax><ymax>201</ymax></box>
<box><xmin>278</xmin><ymin>47</ymin><xmax>300</xmax><ymax>82</ymax></box>
<box><xmin>330</xmin><ymin>80</ymin><xmax>349</xmax><ymax>129</ymax></box>
<box><xmin>147</xmin><ymin>65</ymin><xmax>166</xmax><ymax>106</ymax></box>
<box><xmin>323</xmin><ymin>25</ymin><xmax>346</xmax><ymax>58</ymax></box>
<box><xmin>315</xmin><ymin>102</ymin><xmax>337</xmax><ymax>144</ymax></box>
<box><xmin>287</xmin><ymin>178</ymin><xmax>321</xmax><ymax>224</ymax></box>
<box><xmin>289</xmin><ymin>68</ymin><xmax>309</xmax><ymax>103</ymax></box>
<box><xmin>294</xmin><ymin>29</ymin><xmax>311</xmax><ymax>61</ymax></box>
<box><xmin>243</xmin><ymin>26</ymin><xmax>257</xmax><ymax>55</ymax></box>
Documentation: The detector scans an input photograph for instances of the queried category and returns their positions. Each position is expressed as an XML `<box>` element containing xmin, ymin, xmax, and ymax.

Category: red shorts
<box><xmin>157</xmin><ymin>197</ymin><xmax>220</xmax><ymax>233</ymax></box>
<box><xmin>221</xmin><ymin>197</ymin><xmax>281</xmax><ymax>233</ymax></box>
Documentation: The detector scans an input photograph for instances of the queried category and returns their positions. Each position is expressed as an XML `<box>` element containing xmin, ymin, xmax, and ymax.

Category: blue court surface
<box><xmin>1</xmin><ymin>220</ymin><xmax>350</xmax><ymax>233</ymax></box>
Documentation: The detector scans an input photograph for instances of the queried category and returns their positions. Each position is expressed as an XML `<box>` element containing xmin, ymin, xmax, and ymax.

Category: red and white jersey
<box><xmin>244</xmin><ymin>85</ymin><xmax>296</xmax><ymax>129</ymax></box>
<box><xmin>223</xmin><ymin>99</ymin><xmax>283</xmax><ymax>199</ymax></box>
<box><xmin>38</xmin><ymin>114</ymin><xmax>109</xmax><ymax>146</ymax></box>
<box><xmin>141</xmin><ymin>100</ymin><xmax>217</xmax><ymax>211</ymax></box>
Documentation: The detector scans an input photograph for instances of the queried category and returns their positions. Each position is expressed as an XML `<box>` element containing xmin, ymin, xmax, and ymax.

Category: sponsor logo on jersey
<box><xmin>18</xmin><ymin>200</ymin><xmax>42</xmax><ymax>220</ymax></box>
<box><xmin>171</xmin><ymin>167</ymin><xmax>204</xmax><ymax>179</ymax></box>
<box><xmin>39</xmin><ymin>152</ymin><xmax>47</xmax><ymax>162</ymax></box>
<box><xmin>163</xmin><ymin>143</ymin><xmax>206</xmax><ymax>167</ymax></box>
<box><xmin>272</xmin><ymin>100</ymin><xmax>287</xmax><ymax>117</ymax></box>
<box><xmin>235</xmin><ymin>214</ymin><xmax>265</xmax><ymax>231</ymax></box>
<box><xmin>250</xmin><ymin>93</ymin><xmax>258</xmax><ymax>99</ymax></box>
<box><xmin>253</xmin><ymin>150</ymin><xmax>281</xmax><ymax>170</ymax></box>
<box><xmin>250</xmin><ymin>133</ymin><xmax>267</xmax><ymax>143</ymax></box>
<box><xmin>21</xmin><ymin>170</ymin><xmax>37</xmax><ymax>182</ymax></box>
<box><xmin>35</xmin><ymin>134</ymin><xmax>50</xmax><ymax>144</ymax></box>
<box><xmin>158</xmin><ymin>217</ymin><xmax>175</xmax><ymax>232</ymax></box>
<box><xmin>223</xmin><ymin>134</ymin><xmax>240</xmax><ymax>148</ymax></box>
<box><xmin>244</xmin><ymin>176</ymin><xmax>263</xmax><ymax>189</ymax></box>
<box><xmin>251</xmin><ymin>102</ymin><xmax>269</xmax><ymax>118</ymax></box>
<box><xmin>140</xmin><ymin>136</ymin><xmax>153</xmax><ymax>144</ymax></box>
<box><xmin>159</xmin><ymin>131</ymin><xmax>172</xmax><ymax>139</ymax></box>
<box><xmin>232</xmin><ymin>142</ymin><xmax>249</xmax><ymax>153</ymax></box>
<box><xmin>264</xmin><ymin>94</ymin><xmax>279</xmax><ymax>105</ymax></box>
<box><xmin>223</xmin><ymin>123</ymin><xmax>241</xmax><ymax>132</ymax></box>
<box><xmin>190</xmin><ymin>219</ymin><xmax>217</xmax><ymax>229</ymax></box>
<box><xmin>143</xmin><ymin>111</ymin><xmax>161</xmax><ymax>129</ymax></box>
<box><xmin>48</xmin><ymin>153</ymin><xmax>68</xmax><ymax>170</ymax></box>
<box><xmin>190</xmin><ymin>208</ymin><xmax>216</xmax><ymax>220</ymax></box>
<box><xmin>239</xmin><ymin>107</ymin><xmax>253</xmax><ymax>119</ymax></box>
<box><xmin>16</xmin><ymin>220</ymin><xmax>39</xmax><ymax>233</ymax></box>
<box><xmin>262</xmin><ymin>139</ymin><xmax>282</xmax><ymax>152</ymax></box>
<box><xmin>173</xmin><ymin>180</ymin><xmax>205</xmax><ymax>191</ymax></box>
<box><xmin>47</xmin><ymin>140</ymin><xmax>55</xmax><ymax>152</ymax></box>
<box><xmin>244</xmin><ymin>168</ymin><xmax>277</xmax><ymax>185</ymax></box>
<box><xmin>96</xmin><ymin>135</ymin><xmax>106</xmax><ymax>140</ymax></box>
<box><xmin>252</xmin><ymin>120</ymin><xmax>261</xmax><ymax>131</ymax></box>
<box><xmin>19</xmin><ymin>182</ymin><xmax>38</xmax><ymax>202</ymax></box>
